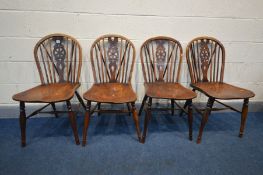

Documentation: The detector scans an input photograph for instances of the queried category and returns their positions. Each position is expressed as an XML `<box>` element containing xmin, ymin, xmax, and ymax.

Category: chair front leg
<box><xmin>171</xmin><ymin>99</ymin><xmax>175</xmax><ymax>115</ymax></box>
<box><xmin>82</xmin><ymin>101</ymin><xmax>91</xmax><ymax>146</ymax></box>
<box><xmin>51</xmin><ymin>103</ymin><xmax>58</xmax><ymax>118</ymax></box>
<box><xmin>197</xmin><ymin>97</ymin><xmax>215</xmax><ymax>144</ymax></box>
<box><xmin>66</xmin><ymin>101</ymin><xmax>80</xmax><ymax>145</ymax></box>
<box><xmin>239</xmin><ymin>98</ymin><xmax>249</xmax><ymax>138</ymax></box>
<box><xmin>19</xmin><ymin>101</ymin><xmax>26</xmax><ymax>147</ymax></box>
<box><xmin>141</xmin><ymin>98</ymin><xmax>152</xmax><ymax>143</ymax></box>
<box><xmin>139</xmin><ymin>95</ymin><xmax>148</xmax><ymax>116</ymax></box>
<box><xmin>187</xmin><ymin>99</ymin><xmax>193</xmax><ymax>141</ymax></box>
<box><xmin>131</xmin><ymin>102</ymin><xmax>141</xmax><ymax>142</ymax></box>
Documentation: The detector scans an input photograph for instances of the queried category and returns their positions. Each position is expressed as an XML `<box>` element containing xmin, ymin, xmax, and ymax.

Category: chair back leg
<box><xmin>139</xmin><ymin>95</ymin><xmax>148</xmax><ymax>116</ymax></box>
<box><xmin>51</xmin><ymin>103</ymin><xmax>58</xmax><ymax>118</ymax></box>
<box><xmin>19</xmin><ymin>101</ymin><xmax>26</xmax><ymax>147</ymax></box>
<box><xmin>171</xmin><ymin>99</ymin><xmax>175</xmax><ymax>115</ymax></box>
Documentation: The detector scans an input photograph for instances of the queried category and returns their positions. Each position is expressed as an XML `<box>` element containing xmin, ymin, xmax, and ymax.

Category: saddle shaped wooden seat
<box><xmin>139</xmin><ymin>36</ymin><xmax>197</xmax><ymax>143</ymax></box>
<box><xmin>12</xmin><ymin>34</ymin><xmax>85</xmax><ymax>147</ymax></box>
<box><xmin>144</xmin><ymin>82</ymin><xmax>196</xmax><ymax>100</ymax></box>
<box><xmin>185</xmin><ymin>36</ymin><xmax>255</xmax><ymax>143</ymax></box>
<box><xmin>13</xmin><ymin>83</ymin><xmax>80</xmax><ymax>103</ymax></box>
<box><xmin>192</xmin><ymin>82</ymin><xmax>254</xmax><ymax>100</ymax></box>
<box><xmin>82</xmin><ymin>34</ymin><xmax>141</xmax><ymax>146</ymax></box>
<box><xmin>83</xmin><ymin>83</ymin><xmax>136</xmax><ymax>103</ymax></box>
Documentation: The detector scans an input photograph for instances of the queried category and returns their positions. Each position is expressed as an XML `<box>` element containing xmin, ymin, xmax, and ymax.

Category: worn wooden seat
<box><xmin>83</xmin><ymin>83</ymin><xmax>136</xmax><ymax>103</ymax></box>
<box><xmin>12</xmin><ymin>34</ymin><xmax>85</xmax><ymax>147</ymax></box>
<box><xmin>139</xmin><ymin>36</ymin><xmax>196</xmax><ymax>143</ymax></box>
<box><xmin>82</xmin><ymin>34</ymin><xmax>141</xmax><ymax>146</ymax></box>
<box><xmin>145</xmin><ymin>82</ymin><xmax>196</xmax><ymax>100</ymax></box>
<box><xmin>192</xmin><ymin>82</ymin><xmax>254</xmax><ymax>100</ymax></box>
<box><xmin>13</xmin><ymin>83</ymin><xmax>80</xmax><ymax>103</ymax></box>
<box><xmin>185</xmin><ymin>36</ymin><xmax>255</xmax><ymax>144</ymax></box>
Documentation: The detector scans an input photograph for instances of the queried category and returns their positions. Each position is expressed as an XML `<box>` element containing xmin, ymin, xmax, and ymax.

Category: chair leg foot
<box><xmin>82</xmin><ymin>101</ymin><xmax>91</xmax><ymax>147</ymax></box>
<box><xmin>239</xmin><ymin>98</ymin><xmax>249</xmax><ymax>138</ymax></box>
<box><xmin>19</xmin><ymin>102</ymin><xmax>26</xmax><ymax>147</ymax></box>
<box><xmin>66</xmin><ymin>101</ymin><xmax>80</xmax><ymax>145</ymax></box>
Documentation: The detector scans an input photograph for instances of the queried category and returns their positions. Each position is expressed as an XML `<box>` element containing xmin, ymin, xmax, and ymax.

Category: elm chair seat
<box><xmin>191</xmin><ymin>82</ymin><xmax>255</xmax><ymax>100</ymax></box>
<box><xmin>83</xmin><ymin>83</ymin><xmax>137</xmax><ymax>103</ymax></box>
<box><xmin>13</xmin><ymin>83</ymin><xmax>80</xmax><ymax>103</ymax></box>
<box><xmin>145</xmin><ymin>82</ymin><xmax>196</xmax><ymax>100</ymax></box>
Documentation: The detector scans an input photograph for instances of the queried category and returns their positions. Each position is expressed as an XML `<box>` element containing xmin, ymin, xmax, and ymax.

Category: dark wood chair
<box><xmin>82</xmin><ymin>34</ymin><xmax>141</xmax><ymax>146</ymax></box>
<box><xmin>12</xmin><ymin>33</ymin><xmax>85</xmax><ymax>147</ymax></box>
<box><xmin>185</xmin><ymin>36</ymin><xmax>255</xmax><ymax>144</ymax></box>
<box><xmin>139</xmin><ymin>36</ymin><xmax>197</xmax><ymax>143</ymax></box>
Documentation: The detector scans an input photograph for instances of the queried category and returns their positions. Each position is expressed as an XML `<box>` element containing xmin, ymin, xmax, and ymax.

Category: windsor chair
<box><xmin>185</xmin><ymin>36</ymin><xmax>255</xmax><ymax>144</ymax></box>
<box><xmin>12</xmin><ymin>33</ymin><xmax>85</xmax><ymax>147</ymax></box>
<box><xmin>139</xmin><ymin>36</ymin><xmax>196</xmax><ymax>143</ymax></box>
<box><xmin>82</xmin><ymin>34</ymin><xmax>141</xmax><ymax>146</ymax></box>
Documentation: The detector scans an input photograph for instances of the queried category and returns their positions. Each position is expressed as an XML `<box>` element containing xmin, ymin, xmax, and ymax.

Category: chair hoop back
<box><xmin>186</xmin><ymin>36</ymin><xmax>225</xmax><ymax>83</ymax></box>
<box><xmin>140</xmin><ymin>36</ymin><xmax>183</xmax><ymax>83</ymax></box>
<box><xmin>90</xmin><ymin>34</ymin><xmax>136</xmax><ymax>84</ymax></box>
<box><xmin>34</xmin><ymin>33</ymin><xmax>82</xmax><ymax>84</ymax></box>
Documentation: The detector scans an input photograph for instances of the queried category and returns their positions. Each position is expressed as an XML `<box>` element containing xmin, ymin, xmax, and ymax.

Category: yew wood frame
<box><xmin>82</xmin><ymin>34</ymin><xmax>141</xmax><ymax>146</ymax></box>
<box><xmin>139</xmin><ymin>36</ymin><xmax>196</xmax><ymax>143</ymax></box>
<box><xmin>185</xmin><ymin>36</ymin><xmax>255</xmax><ymax>144</ymax></box>
<box><xmin>13</xmin><ymin>33</ymin><xmax>86</xmax><ymax>147</ymax></box>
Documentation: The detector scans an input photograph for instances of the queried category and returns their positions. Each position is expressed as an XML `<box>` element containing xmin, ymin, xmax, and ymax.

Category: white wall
<box><xmin>1</xmin><ymin>0</ymin><xmax>263</xmax><ymax>105</ymax></box>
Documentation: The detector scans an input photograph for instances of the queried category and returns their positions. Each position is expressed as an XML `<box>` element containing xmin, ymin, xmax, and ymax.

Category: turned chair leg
<box><xmin>187</xmin><ymin>99</ymin><xmax>193</xmax><ymax>141</ymax></box>
<box><xmin>75</xmin><ymin>91</ymin><xmax>86</xmax><ymax>111</ymax></box>
<box><xmin>139</xmin><ymin>95</ymin><xmax>148</xmax><ymax>116</ymax></box>
<box><xmin>66</xmin><ymin>101</ymin><xmax>80</xmax><ymax>145</ymax></box>
<box><xmin>131</xmin><ymin>102</ymin><xmax>141</xmax><ymax>142</ymax></box>
<box><xmin>127</xmin><ymin>103</ymin><xmax>131</xmax><ymax>116</ymax></box>
<box><xmin>239</xmin><ymin>98</ymin><xmax>249</xmax><ymax>138</ymax></box>
<box><xmin>171</xmin><ymin>99</ymin><xmax>175</xmax><ymax>115</ymax></box>
<box><xmin>197</xmin><ymin>97</ymin><xmax>215</xmax><ymax>144</ymax></box>
<box><xmin>141</xmin><ymin>98</ymin><xmax>152</xmax><ymax>143</ymax></box>
<box><xmin>19</xmin><ymin>101</ymin><xmax>26</xmax><ymax>147</ymax></box>
<box><xmin>51</xmin><ymin>103</ymin><xmax>59</xmax><ymax>118</ymax></box>
<box><xmin>82</xmin><ymin>101</ymin><xmax>91</xmax><ymax>146</ymax></box>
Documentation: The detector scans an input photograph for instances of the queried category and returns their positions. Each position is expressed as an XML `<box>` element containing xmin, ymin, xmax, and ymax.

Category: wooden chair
<box><xmin>139</xmin><ymin>36</ymin><xmax>197</xmax><ymax>143</ymax></box>
<box><xmin>82</xmin><ymin>34</ymin><xmax>141</xmax><ymax>146</ymax></box>
<box><xmin>12</xmin><ymin>33</ymin><xmax>85</xmax><ymax>147</ymax></box>
<box><xmin>185</xmin><ymin>36</ymin><xmax>255</xmax><ymax>144</ymax></box>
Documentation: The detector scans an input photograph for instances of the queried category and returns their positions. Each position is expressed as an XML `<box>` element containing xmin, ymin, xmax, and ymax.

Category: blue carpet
<box><xmin>0</xmin><ymin>111</ymin><xmax>263</xmax><ymax>175</ymax></box>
